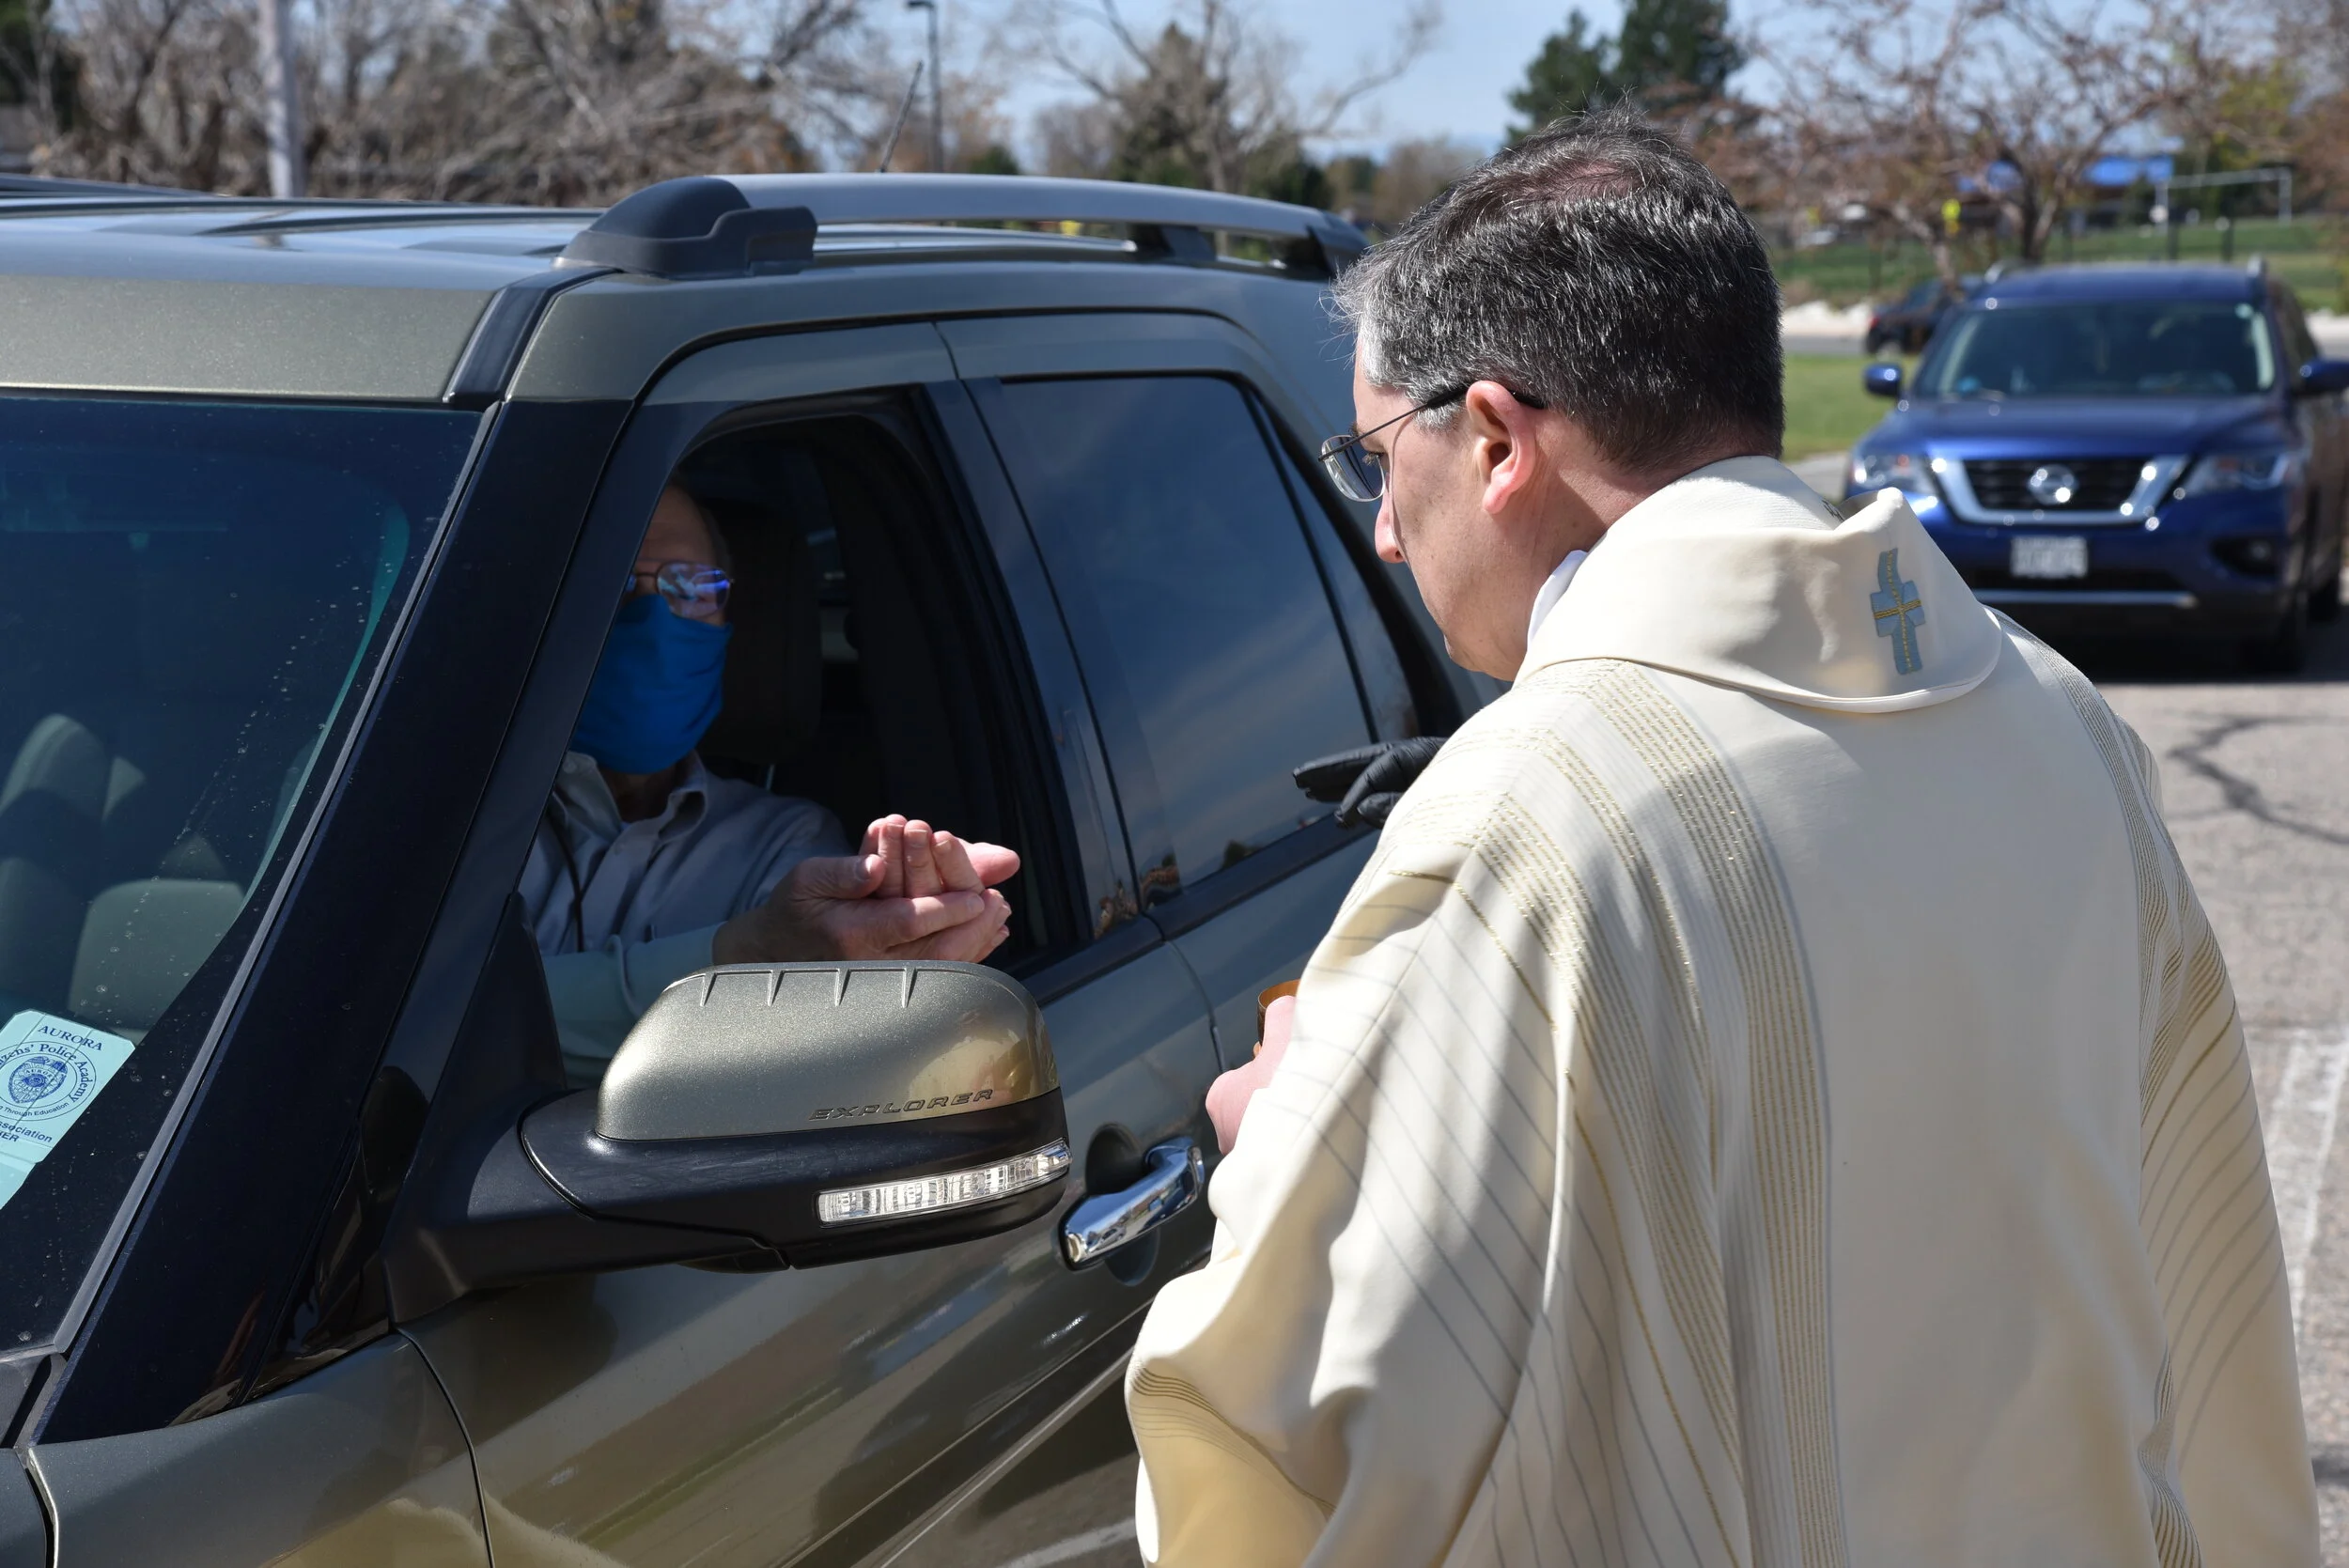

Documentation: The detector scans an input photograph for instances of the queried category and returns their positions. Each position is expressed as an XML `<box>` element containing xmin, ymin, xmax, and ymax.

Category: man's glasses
<box><xmin>1317</xmin><ymin>382</ymin><xmax>1548</xmax><ymax>505</ymax></box>
<box><xmin>630</xmin><ymin>560</ymin><xmax>732</xmax><ymax>622</ymax></box>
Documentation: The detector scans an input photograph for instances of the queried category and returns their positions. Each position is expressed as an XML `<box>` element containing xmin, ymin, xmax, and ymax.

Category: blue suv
<box><xmin>1845</xmin><ymin>263</ymin><xmax>2349</xmax><ymax>670</ymax></box>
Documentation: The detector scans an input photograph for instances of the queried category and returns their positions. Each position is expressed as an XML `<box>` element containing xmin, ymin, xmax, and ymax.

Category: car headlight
<box><xmin>2179</xmin><ymin>449</ymin><xmax>2297</xmax><ymax>496</ymax></box>
<box><xmin>1851</xmin><ymin>450</ymin><xmax>1932</xmax><ymax>492</ymax></box>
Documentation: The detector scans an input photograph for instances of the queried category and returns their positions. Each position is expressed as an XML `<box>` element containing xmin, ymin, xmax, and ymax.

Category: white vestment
<box><xmin>1126</xmin><ymin>457</ymin><xmax>2316</xmax><ymax>1568</ymax></box>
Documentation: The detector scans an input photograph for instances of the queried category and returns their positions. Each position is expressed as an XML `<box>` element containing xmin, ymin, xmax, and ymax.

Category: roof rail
<box><xmin>0</xmin><ymin>172</ymin><xmax>214</xmax><ymax>198</ymax></box>
<box><xmin>560</xmin><ymin>173</ymin><xmax>1366</xmax><ymax>282</ymax></box>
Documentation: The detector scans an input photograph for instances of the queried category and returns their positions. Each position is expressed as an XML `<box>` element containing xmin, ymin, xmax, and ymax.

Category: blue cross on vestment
<box><xmin>1871</xmin><ymin>549</ymin><xmax>1925</xmax><ymax>675</ymax></box>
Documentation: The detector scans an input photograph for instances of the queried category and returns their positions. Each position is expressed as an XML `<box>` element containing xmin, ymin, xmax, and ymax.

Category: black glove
<box><xmin>1292</xmin><ymin>735</ymin><xmax>1448</xmax><ymax>829</ymax></box>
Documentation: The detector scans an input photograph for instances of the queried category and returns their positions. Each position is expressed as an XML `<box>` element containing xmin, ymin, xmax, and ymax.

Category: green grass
<box><xmin>1785</xmin><ymin>352</ymin><xmax>1909</xmax><ymax>459</ymax></box>
<box><xmin>1772</xmin><ymin>218</ymin><xmax>2347</xmax><ymax>310</ymax></box>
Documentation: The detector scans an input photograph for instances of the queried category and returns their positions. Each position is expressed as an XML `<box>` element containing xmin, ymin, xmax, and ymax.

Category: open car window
<box><xmin>0</xmin><ymin>396</ymin><xmax>476</xmax><ymax>1356</ymax></box>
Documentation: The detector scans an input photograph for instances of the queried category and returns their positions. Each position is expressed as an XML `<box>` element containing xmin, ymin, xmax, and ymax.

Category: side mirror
<box><xmin>1862</xmin><ymin>362</ymin><xmax>1904</xmax><ymax>399</ymax></box>
<box><xmin>406</xmin><ymin>962</ymin><xmax>1068</xmax><ymax>1295</ymax></box>
<box><xmin>2297</xmin><ymin>359</ymin><xmax>2349</xmax><ymax>397</ymax></box>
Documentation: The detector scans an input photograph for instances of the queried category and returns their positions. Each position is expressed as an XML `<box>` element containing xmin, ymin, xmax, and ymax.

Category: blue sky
<box><xmin>916</xmin><ymin>0</ymin><xmax>1635</xmax><ymax>163</ymax></box>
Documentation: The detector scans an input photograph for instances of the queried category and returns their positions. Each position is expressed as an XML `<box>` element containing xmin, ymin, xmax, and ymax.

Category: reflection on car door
<box><xmin>33</xmin><ymin>1335</ymin><xmax>489</xmax><ymax>1567</ymax></box>
<box><xmin>402</xmin><ymin>329</ymin><xmax>1221</xmax><ymax>1568</ymax></box>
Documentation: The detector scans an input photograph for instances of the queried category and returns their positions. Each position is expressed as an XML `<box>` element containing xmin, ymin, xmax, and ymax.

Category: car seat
<box><xmin>0</xmin><ymin>527</ymin><xmax>379</xmax><ymax>1037</ymax></box>
<box><xmin>681</xmin><ymin>423</ymin><xmax>985</xmax><ymax>861</ymax></box>
<box><xmin>697</xmin><ymin>492</ymin><xmax>825</xmax><ymax>783</ymax></box>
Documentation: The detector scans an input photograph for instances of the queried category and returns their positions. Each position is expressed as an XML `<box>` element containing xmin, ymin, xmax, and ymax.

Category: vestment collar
<box><xmin>1517</xmin><ymin>457</ymin><xmax>2001</xmax><ymax>713</ymax></box>
<box><xmin>1525</xmin><ymin>548</ymin><xmax>1589</xmax><ymax>649</ymax></box>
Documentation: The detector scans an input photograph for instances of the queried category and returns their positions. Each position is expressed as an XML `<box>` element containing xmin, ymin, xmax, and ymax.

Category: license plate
<box><xmin>2012</xmin><ymin>536</ymin><xmax>2089</xmax><ymax>580</ymax></box>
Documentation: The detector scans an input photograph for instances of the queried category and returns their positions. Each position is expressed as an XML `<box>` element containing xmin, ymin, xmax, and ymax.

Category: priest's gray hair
<box><xmin>1330</xmin><ymin>106</ymin><xmax>1783</xmax><ymax>473</ymax></box>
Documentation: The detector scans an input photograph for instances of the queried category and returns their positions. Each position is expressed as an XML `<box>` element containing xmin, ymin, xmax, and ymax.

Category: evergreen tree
<box><xmin>1508</xmin><ymin>0</ymin><xmax>1741</xmax><ymax>139</ymax></box>
<box><xmin>1506</xmin><ymin>11</ymin><xmax>1616</xmax><ymax>139</ymax></box>
<box><xmin>1612</xmin><ymin>0</ymin><xmax>1742</xmax><ymax>109</ymax></box>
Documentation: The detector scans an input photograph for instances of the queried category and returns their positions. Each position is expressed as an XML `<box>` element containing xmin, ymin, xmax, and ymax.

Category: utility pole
<box><xmin>907</xmin><ymin>0</ymin><xmax>941</xmax><ymax>172</ymax></box>
<box><xmin>258</xmin><ymin>0</ymin><xmax>304</xmax><ymax>197</ymax></box>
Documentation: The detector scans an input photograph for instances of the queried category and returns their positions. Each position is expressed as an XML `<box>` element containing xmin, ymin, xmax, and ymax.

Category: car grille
<box><xmin>1964</xmin><ymin>458</ymin><xmax>2145</xmax><ymax>511</ymax></box>
<box><xmin>1962</xmin><ymin>567</ymin><xmax>2185</xmax><ymax>593</ymax></box>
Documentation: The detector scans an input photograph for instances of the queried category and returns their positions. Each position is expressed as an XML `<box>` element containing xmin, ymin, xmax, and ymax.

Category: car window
<box><xmin>0</xmin><ymin>396</ymin><xmax>473</xmax><ymax>1353</ymax></box>
<box><xmin>1921</xmin><ymin>299</ymin><xmax>2276</xmax><ymax>398</ymax></box>
<box><xmin>1263</xmin><ymin>411</ymin><xmax>1423</xmax><ymax>741</ymax></box>
<box><xmin>988</xmin><ymin>375</ymin><xmax>1370</xmax><ymax>903</ymax></box>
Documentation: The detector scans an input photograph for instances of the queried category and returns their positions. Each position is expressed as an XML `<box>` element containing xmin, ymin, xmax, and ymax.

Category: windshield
<box><xmin>1919</xmin><ymin>299</ymin><xmax>2276</xmax><ymax>398</ymax></box>
<box><xmin>0</xmin><ymin>396</ymin><xmax>478</xmax><ymax>1357</ymax></box>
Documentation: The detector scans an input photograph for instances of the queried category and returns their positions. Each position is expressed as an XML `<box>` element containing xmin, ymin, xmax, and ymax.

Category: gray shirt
<box><xmin>521</xmin><ymin>751</ymin><xmax>847</xmax><ymax>1075</ymax></box>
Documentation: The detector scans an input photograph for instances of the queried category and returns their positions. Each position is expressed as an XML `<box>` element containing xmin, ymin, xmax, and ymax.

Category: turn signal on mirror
<box><xmin>817</xmin><ymin>1141</ymin><xmax>1072</xmax><ymax>1225</ymax></box>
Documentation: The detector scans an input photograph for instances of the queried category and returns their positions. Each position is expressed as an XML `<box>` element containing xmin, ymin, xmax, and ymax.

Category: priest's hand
<box><xmin>1206</xmin><ymin>993</ymin><xmax>1295</xmax><ymax>1154</ymax></box>
<box><xmin>1293</xmin><ymin>735</ymin><xmax>1449</xmax><ymax>828</ymax></box>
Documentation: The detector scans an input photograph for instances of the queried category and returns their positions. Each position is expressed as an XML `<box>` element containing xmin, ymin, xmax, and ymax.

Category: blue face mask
<box><xmin>570</xmin><ymin>594</ymin><xmax>733</xmax><ymax>775</ymax></box>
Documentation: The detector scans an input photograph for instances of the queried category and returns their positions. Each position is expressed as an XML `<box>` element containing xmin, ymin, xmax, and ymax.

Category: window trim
<box><xmin>1142</xmin><ymin>815</ymin><xmax>1372</xmax><ymax>940</ymax></box>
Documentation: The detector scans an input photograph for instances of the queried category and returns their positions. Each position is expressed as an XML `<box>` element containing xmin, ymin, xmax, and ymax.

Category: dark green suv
<box><xmin>0</xmin><ymin>173</ymin><xmax>1489</xmax><ymax>1566</ymax></box>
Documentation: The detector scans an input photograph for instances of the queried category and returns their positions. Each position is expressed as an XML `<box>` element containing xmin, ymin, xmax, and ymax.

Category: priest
<box><xmin>1126</xmin><ymin>109</ymin><xmax>2317</xmax><ymax>1566</ymax></box>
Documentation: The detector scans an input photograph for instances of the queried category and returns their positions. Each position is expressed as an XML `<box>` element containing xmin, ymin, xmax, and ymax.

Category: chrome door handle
<box><xmin>1060</xmin><ymin>1138</ymin><xmax>1204</xmax><ymax>1266</ymax></box>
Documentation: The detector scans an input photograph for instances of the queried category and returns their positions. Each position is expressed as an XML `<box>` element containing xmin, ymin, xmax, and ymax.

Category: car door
<box><xmin>870</xmin><ymin>317</ymin><xmax>1454</xmax><ymax>1568</ymax></box>
<box><xmin>397</xmin><ymin>322</ymin><xmax>1222</xmax><ymax>1568</ymax></box>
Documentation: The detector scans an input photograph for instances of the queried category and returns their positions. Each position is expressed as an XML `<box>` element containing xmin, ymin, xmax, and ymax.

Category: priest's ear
<box><xmin>1461</xmin><ymin>380</ymin><xmax>1545</xmax><ymax>520</ymax></box>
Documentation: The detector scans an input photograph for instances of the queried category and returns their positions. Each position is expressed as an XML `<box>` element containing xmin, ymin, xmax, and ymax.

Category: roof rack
<box><xmin>561</xmin><ymin>174</ymin><xmax>1366</xmax><ymax>282</ymax></box>
<box><xmin>0</xmin><ymin>172</ymin><xmax>214</xmax><ymax>199</ymax></box>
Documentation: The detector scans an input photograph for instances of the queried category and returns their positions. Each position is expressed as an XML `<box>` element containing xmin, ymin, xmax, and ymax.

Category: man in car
<box><xmin>521</xmin><ymin>483</ymin><xmax>1016</xmax><ymax>1075</ymax></box>
<box><xmin>1127</xmin><ymin>110</ymin><xmax>2315</xmax><ymax>1565</ymax></box>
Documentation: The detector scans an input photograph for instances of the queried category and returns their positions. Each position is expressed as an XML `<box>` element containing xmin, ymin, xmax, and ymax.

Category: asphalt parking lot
<box><xmin>2083</xmin><ymin>608</ymin><xmax>2349</xmax><ymax>1559</ymax></box>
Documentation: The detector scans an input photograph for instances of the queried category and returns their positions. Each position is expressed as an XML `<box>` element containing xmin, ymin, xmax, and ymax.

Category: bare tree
<box><xmin>1756</xmin><ymin>0</ymin><xmax>2245</xmax><ymax>275</ymax></box>
<box><xmin>1021</xmin><ymin>0</ymin><xmax>1439</xmax><ymax>196</ymax></box>
<box><xmin>24</xmin><ymin>0</ymin><xmax>916</xmax><ymax>200</ymax></box>
<box><xmin>1323</xmin><ymin>133</ymin><xmax>1484</xmax><ymax>228</ymax></box>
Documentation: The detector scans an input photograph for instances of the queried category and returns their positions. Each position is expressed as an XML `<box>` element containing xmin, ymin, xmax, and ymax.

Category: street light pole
<box><xmin>907</xmin><ymin>0</ymin><xmax>941</xmax><ymax>172</ymax></box>
<box><xmin>258</xmin><ymin>0</ymin><xmax>304</xmax><ymax>197</ymax></box>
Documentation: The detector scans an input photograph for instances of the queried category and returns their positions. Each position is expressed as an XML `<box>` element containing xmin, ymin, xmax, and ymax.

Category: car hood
<box><xmin>1871</xmin><ymin>395</ymin><xmax>2280</xmax><ymax>455</ymax></box>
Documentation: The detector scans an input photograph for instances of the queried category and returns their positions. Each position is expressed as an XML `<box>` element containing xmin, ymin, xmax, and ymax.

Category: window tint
<box><xmin>0</xmin><ymin>396</ymin><xmax>473</xmax><ymax>1354</ymax></box>
<box><xmin>988</xmin><ymin>376</ymin><xmax>1369</xmax><ymax>902</ymax></box>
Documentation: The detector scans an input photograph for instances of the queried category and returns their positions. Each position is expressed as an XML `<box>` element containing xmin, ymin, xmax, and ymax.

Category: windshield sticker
<box><xmin>0</xmin><ymin>1011</ymin><xmax>136</xmax><ymax>1214</ymax></box>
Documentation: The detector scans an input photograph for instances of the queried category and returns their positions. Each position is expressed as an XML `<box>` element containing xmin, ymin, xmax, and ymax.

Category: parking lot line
<box><xmin>2254</xmin><ymin>1026</ymin><xmax>2349</xmax><ymax>1340</ymax></box>
<box><xmin>991</xmin><ymin>1519</ymin><xmax>1141</xmax><ymax>1568</ymax></box>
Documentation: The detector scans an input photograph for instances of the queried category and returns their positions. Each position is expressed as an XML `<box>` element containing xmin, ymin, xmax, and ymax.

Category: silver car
<box><xmin>0</xmin><ymin>173</ymin><xmax>1492</xmax><ymax>1566</ymax></box>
